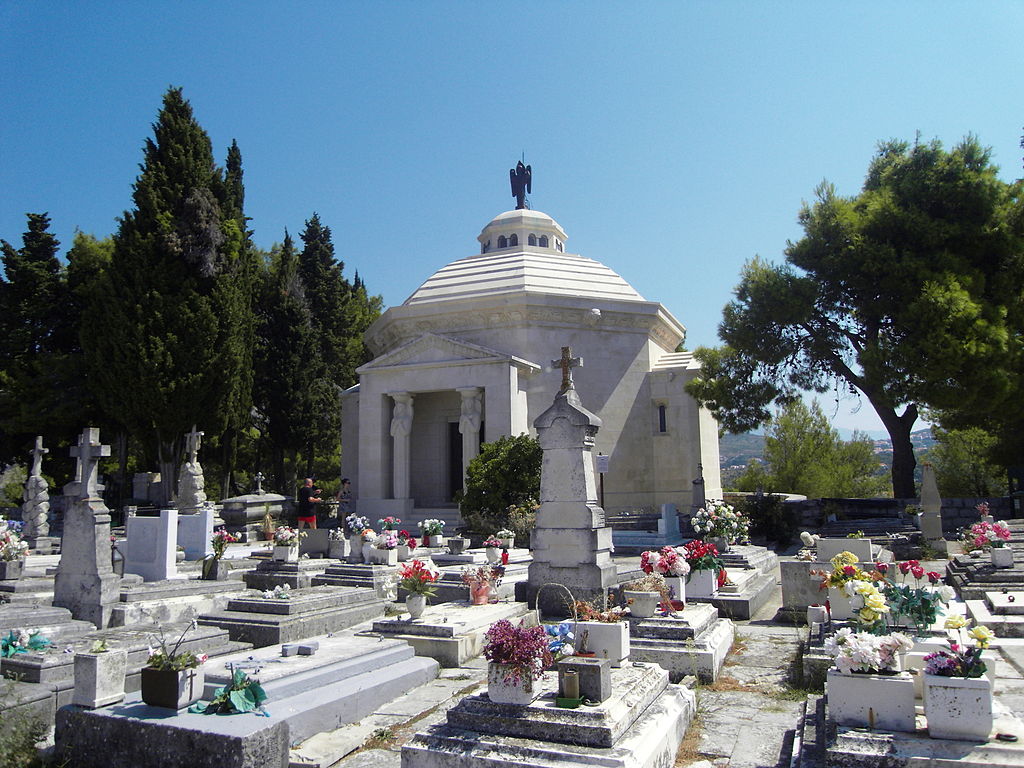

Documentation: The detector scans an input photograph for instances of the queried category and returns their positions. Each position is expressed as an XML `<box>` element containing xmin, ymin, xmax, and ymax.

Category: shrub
<box><xmin>456</xmin><ymin>434</ymin><xmax>541</xmax><ymax>538</ymax></box>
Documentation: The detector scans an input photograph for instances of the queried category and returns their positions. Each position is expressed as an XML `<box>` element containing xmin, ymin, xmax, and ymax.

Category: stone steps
<box><xmin>626</xmin><ymin>604</ymin><xmax>734</xmax><ymax>682</ymax></box>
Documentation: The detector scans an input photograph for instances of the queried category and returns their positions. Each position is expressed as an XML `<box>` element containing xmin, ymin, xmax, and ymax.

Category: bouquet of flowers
<box><xmin>824</xmin><ymin>627</ymin><xmax>913</xmax><ymax>674</ymax></box>
<box><xmin>968</xmin><ymin>520</ymin><xmax>1011</xmax><ymax>550</ymax></box>
<box><xmin>923</xmin><ymin>615</ymin><xmax>994</xmax><ymax>678</ymax></box>
<box><xmin>374</xmin><ymin>531</ymin><xmax>399</xmax><ymax>550</ymax></box>
<box><xmin>461</xmin><ymin>563</ymin><xmax>504</xmax><ymax>590</ymax></box>
<box><xmin>146</xmin><ymin>619</ymin><xmax>207</xmax><ymax>671</ymax></box>
<box><xmin>483</xmin><ymin>619</ymin><xmax>552</xmax><ymax>686</ymax></box>
<box><xmin>483</xmin><ymin>536</ymin><xmax>503</xmax><ymax>548</ymax></box>
<box><xmin>574</xmin><ymin>597</ymin><xmax>628</xmax><ymax>622</ymax></box>
<box><xmin>681</xmin><ymin>539</ymin><xmax>723</xmax><ymax>574</ymax></box>
<box><xmin>377</xmin><ymin>516</ymin><xmax>402</xmax><ymax>531</ymax></box>
<box><xmin>813</xmin><ymin>551</ymin><xmax>869</xmax><ymax>591</ymax></box>
<box><xmin>976</xmin><ymin>501</ymin><xmax>990</xmax><ymax>518</ymax></box>
<box><xmin>210</xmin><ymin>529</ymin><xmax>238</xmax><ymax>559</ymax></box>
<box><xmin>690</xmin><ymin>500</ymin><xmax>750</xmax><ymax>544</ymax></box>
<box><xmin>360</xmin><ymin>527</ymin><xmax>377</xmax><ymax>542</ymax></box>
<box><xmin>328</xmin><ymin>528</ymin><xmax>346</xmax><ymax>541</ymax></box>
<box><xmin>840</xmin><ymin>578</ymin><xmax>890</xmax><ymax>632</ymax></box>
<box><xmin>419</xmin><ymin>519</ymin><xmax>446</xmax><ymax>536</ymax></box>
<box><xmin>1</xmin><ymin>628</ymin><xmax>52</xmax><ymax>658</ymax></box>
<box><xmin>261</xmin><ymin>584</ymin><xmax>292</xmax><ymax>600</ymax></box>
<box><xmin>272</xmin><ymin>526</ymin><xmax>304</xmax><ymax>546</ymax></box>
<box><xmin>0</xmin><ymin>527</ymin><xmax>29</xmax><ymax>561</ymax></box>
<box><xmin>543</xmin><ymin>622</ymin><xmax>575</xmax><ymax>658</ymax></box>
<box><xmin>640</xmin><ymin>546</ymin><xmax>691</xmax><ymax>577</ymax></box>
<box><xmin>879</xmin><ymin>560</ymin><xmax>954</xmax><ymax>632</ymax></box>
<box><xmin>398</xmin><ymin>559</ymin><xmax>440</xmax><ymax>596</ymax></box>
<box><xmin>344</xmin><ymin>514</ymin><xmax>370</xmax><ymax>536</ymax></box>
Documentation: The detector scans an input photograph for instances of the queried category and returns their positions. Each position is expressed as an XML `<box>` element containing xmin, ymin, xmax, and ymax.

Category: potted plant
<box><xmin>398</xmin><ymin>559</ymin><xmax>440</xmax><ymax>619</ymax></box>
<box><xmin>682</xmin><ymin>539</ymin><xmax>725</xmax><ymax>599</ymax></box>
<box><xmin>922</xmin><ymin>616</ymin><xmax>995</xmax><ymax>741</ymax></box>
<box><xmin>690</xmin><ymin>499</ymin><xmax>749</xmax><ymax>553</ymax></box>
<box><xmin>622</xmin><ymin>573</ymin><xmax>669</xmax><ymax>618</ymax></box>
<box><xmin>824</xmin><ymin>628</ymin><xmax>915</xmax><ymax>732</ymax></box>
<box><xmin>202</xmin><ymin>529</ymin><xmax>238</xmax><ymax>580</ymax></box>
<box><xmin>377</xmin><ymin>515</ymin><xmax>402</xmax><ymax>531</ymax></box>
<box><xmin>271</xmin><ymin>526</ymin><xmax>303</xmax><ymax>562</ymax></box>
<box><xmin>72</xmin><ymin>639</ymin><xmax>128</xmax><ymax>709</ymax></box>
<box><xmin>344</xmin><ymin>514</ymin><xmax>370</xmax><ymax>562</ymax></box>
<box><xmin>189</xmin><ymin>668</ymin><xmax>267</xmax><ymax>715</ymax></box>
<box><xmin>968</xmin><ymin>521</ymin><xmax>1014</xmax><ymax>568</ymax></box>
<box><xmin>640</xmin><ymin>546</ymin><xmax>690</xmax><ymax>605</ymax></box>
<box><xmin>462</xmin><ymin>563</ymin><xmax>504</xmax><ymax>604</ymax></box>
<box><xmin>483</xmin><ymin>619</ymin><xmax>552</xmax><ymax>705</ymax></box>
<box><xmin>0</xmin><ymin>526</ymin><xmax>29</xmax><ymax>580</ymax></box>
<box><xmin>495</xmin><ymin>528</ymin><xmax>515</xmax><ymax>549</ymax></box>
<box><xmin>261</xmin><ymin>507</ymin><xmax>275</xmax><ymax>541</ymax></box>
<box><xmin>483</xmin><ymin>536</ymin><xmax>503</xmax><ymax>563</ymax></box>
<box><xmin>879</xmin><ymin>561</ymin><xmax>954</xmax><ymax>632</ymax></box>
<box><xmin>396</xmin><ymin>530</ymin><xmax>417</xmax><ymax>561</ymax></box>
<box><xmin>1</xmin><ymin>628</ymin><xmax>52</xmax><ymax>657</ymax></box>
<box><xmin>419</xmin><ymin>518</ymin><xmax>446</xmax><ymax>547</ymax></box>
<box><xmin>812</xmin><ymin>551</ymin><xmax>872</xmax><ymax>621</ymax></box>
<box><xmin>141</xmin><ymin>619</ymin><xmax>208</xmax><ymax>710</ymax></box>
<box><xmin>370</xmin><ymin>530</ymin><xmax>399</xmax><ymax>565</ymax></box>
<box><xmin>327</xmin><ymin>528</ymin><xmax>350</xmax><ymax>559</ymax></box>
<box><xmin>574</xmin><ymin>597</ymin><xmax>630</xmax><ymax>667</ymax></box>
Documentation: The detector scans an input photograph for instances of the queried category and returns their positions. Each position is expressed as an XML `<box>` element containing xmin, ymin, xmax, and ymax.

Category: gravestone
<box><xmin>123</xmin><ymin>508</ymin><xmax>179</xmax><ymax>582</ymax></box>
<box><xmin>22</xmin><ymin>435</ymin><xmax>58</xmax><ymax>553</ymax></box>
<box><xmin>175</xmin><ymin>425</ymin><xmax>206</xmax><ymax>513</ymax></box>
<box><xmin>53</xmin><ymin>427</ymin><xmax>121</xmax><ymax>627</ymax></box>
<box><xmin>176</xmin><ymin>502</ymin><xmax>214</xmax><ymax>560</ymax></box>
<box><xmin>521</xmin><ymin>346</ymin><xmax>618</xmax><ymax>613</ymax></box>
<box><xmin>919</xmin><ymin>463</ymin><xmax>947</xmax><ymax>555</ymax></box>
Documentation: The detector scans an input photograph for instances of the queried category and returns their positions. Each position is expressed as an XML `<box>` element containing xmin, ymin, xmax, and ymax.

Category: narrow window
<box><xmin>658</xmin><ymin>404</ymin><xmax>667</xmax><ymax>433</ymax></box>
<box><xmin>498</xmin><ymin>235</ymin><xmax>507</xmax><ymax>248</ymax></box>
<box><xmin>539</xmin><ymin>235</ymin><xmax>549</xmax><ymax>247</ymax></box>
<box><xmin>528</xmin><ymin>234</ymin><xmax>537</xmax><ymax>246</ymax></box>
<box><xmin>509</xmin><ymin>233</ymin><xmax>518</xmax><ymax>246</ymax></box>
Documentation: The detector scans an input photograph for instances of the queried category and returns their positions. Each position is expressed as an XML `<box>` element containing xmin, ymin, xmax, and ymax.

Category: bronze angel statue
<box><xmin>510</xmin><ymin>161</ymin><xmax>531</xmax><ymax>209</ymax></box>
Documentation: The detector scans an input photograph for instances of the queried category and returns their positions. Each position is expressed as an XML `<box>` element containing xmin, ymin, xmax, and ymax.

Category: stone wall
<box><xmin>784</xmin><ymin>496</ymin><xmax>1015</xmax><ymax>535</ymax></box>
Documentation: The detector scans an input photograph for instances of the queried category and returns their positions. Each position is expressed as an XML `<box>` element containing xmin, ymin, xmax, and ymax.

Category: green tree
<box><xmin>927</xmin><ymin>426</ymin><xmax>1006</xmax><ymax>497</ymax></box>
<box><xmin>82</xmin><ymin>87</ymin><xmax>252</xmax><ymax>500</ymax></box>
<box><xmin>689</xmin><ymin>136</ymin><xmax>1024</xmax><ymax>498</ymax></box>
<box><xmin>456</xmin><ymin>434</ymin><xmax>542</xmax><ymax>535</ymax></box>
<box><xmin>732</xmin><ymin>400</ymin><xmax>888</xmax><ymax>498</ymax></box>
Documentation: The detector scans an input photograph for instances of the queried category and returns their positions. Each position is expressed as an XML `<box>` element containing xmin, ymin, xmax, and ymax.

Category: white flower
<box><xmin>935</xmin><ymin>585</ymin><xmax>956</xmax><ymax>603</ymax></box>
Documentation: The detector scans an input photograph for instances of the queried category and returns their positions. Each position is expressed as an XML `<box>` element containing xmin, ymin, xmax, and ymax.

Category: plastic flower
<box><xmin>863</xmin><ymin>592</ymin><xmax>888</xmax><ymax>613</ymax></box>
<box><xmin>926</xmin><ymin>571</ymin><xmax>941</xmax><ymax>584</ymax></box>
<box><xmin>944</xmin><ymin>614</ymin><xmax>969</xmax><ymax>630</ymax></box>
<box><xmin>968</xmin><ymin>625</ymin><xmax>994</xmax><ymax>648</ymax></box>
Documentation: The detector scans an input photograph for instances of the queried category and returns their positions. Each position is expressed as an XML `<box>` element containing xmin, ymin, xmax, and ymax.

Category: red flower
<box><xmin>875</xmin><ymin>562</ymin><xmax>888</xmax><ymax>573</ymax></box>
<box><xmin>842</xmin><ymin>565</ymin><xmax>857</xmax><ymax>576</ymax></box>
<box><xmin>898</xmin><ymin>561</ymin><xmax>911</xmax><ymax>574</ymax></box>
<box><xmin>911</xmin><ymin>565</ymin><xmax>925</xmax><ymax>579</ymax></box>
<box><xmin>907</xmin><ymin>559</ymin><xmax>920</xmax><ymax>567</ymax></box>
<box><xmin>926</xmin><ymin>571</ymin><xmax>941</xmax><ymax>584</ymax></box>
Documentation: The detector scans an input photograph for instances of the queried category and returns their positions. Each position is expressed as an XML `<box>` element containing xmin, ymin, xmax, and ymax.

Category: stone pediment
<box><xmin>357</xmin><ymin>333</ymin><xmax>539</xmax><ymax>374</ymax></box>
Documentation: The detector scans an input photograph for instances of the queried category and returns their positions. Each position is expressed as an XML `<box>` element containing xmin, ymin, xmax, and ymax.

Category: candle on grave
<box><xmin>562</xmin><ymin>669</ymin><xmax>579</xmax><ymax>699</ymax></box>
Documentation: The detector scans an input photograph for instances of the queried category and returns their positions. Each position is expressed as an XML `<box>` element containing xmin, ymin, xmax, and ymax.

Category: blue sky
<box><xmin>2</xmin><ymin>2</ymin><xmax>1021</xmax><ymax>436</ymax></box>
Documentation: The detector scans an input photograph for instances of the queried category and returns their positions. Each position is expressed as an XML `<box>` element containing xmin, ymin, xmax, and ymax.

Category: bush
<box><xmin>456</xmin><ymin>434</ymin><xmax>541</xmax><ymax>538</ymax></box>
<box><xmin>741</xmin><ymin>492</ymin><xmax>797</xmax><ymax>546</ymax></box>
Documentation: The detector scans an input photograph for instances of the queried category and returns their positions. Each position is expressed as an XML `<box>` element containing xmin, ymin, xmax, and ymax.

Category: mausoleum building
<box><xmin>340</xmin><ymin>205</ymin><xmax>722</xmax><ymax>522</ymax></box>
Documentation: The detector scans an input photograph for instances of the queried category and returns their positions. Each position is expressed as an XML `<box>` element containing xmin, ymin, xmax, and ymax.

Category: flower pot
<box><xmin>448</xmin><ymin>538</ymin><xmax>467</xmax><ymax>555</ymax></box>
<box><xmin>807</xmin><ymin>605</ymin><xmax>829</xmax><ymax>626</ymax></box>
<box><xmin>624</xmin><ymin>590</ymin><xmax>659</xmax><ymax>618</ymax></box>
<box><xmin>577</xmin><ymin>621</ymin><xmax>629</xmax><ymax>667</ymax></box>
<box><xmin>369</xmin><ymin>548</ymin><xmax>398</xmax><ymax>566</ymax></box>
<box><xmin>487</xmin><ymin>662</ymin><xmax>536</xmax><ymax>705</ymax></box>
<box><xmin>663</xmin><ymin>576</ymin><xmax>686</xmax><ymax>603</ymax></box>
<box><xmin>201</xmin><ymin>558</ymin><xmax>228</xmax><ymax>581</ymax></box>
<box><xmin>980</xmin><ymin>514</ymin><xmax>995</xmax><ymax>525</ymax></box>
<box><xmin>991</xmin><ymin>547</ymin><xmax>1014</xmax><ymax>568</ymax></box>
<box><xmin>709</xmin><ymin>536</ymin><xmax>730</xmax><ymax>554</ymax></box>
<box><xmin>687</xmin><ymin>569</ymin><xmax>719</xmax><ymax>599</ymax></box>
<box><xmin>361</xmin><ymin>542</ymin><xmax>374</xmax><ymax>562</ymax></box>
<box><xmin>348</xmin><ymin>534</ymin><xmax>364</xmax><ymax>562</ymax></box>
<box><xmin>827</xmin><ymin>587</ymin><xmax>861</xmax><ymax>621</ymax></box>
<box><xmin>273</xmin><ymin>545</ymin><xmax>298</xmax><ymax>563</ymax></box>
<box><xmin>406</xmin><ymin>593</ymin><xmax>427</xmax><ymax>619</ymax></box>
<box><xmin>72</xmin><ymin>649</ymin><xmax>128</xmax><ymax>708</ymax></box>
<box><xmin>397</xmin><ymin>544</ymin><xmax>412</xmax><ymax>561</ymax></box>
<box><xmin>485</xmin><ymin>547</ymin><xmax>501</xmax><ymax>563</ymax></box>
<box><xmin>924</xmin><ymin>674</ymin><xmax>993</xmax><ymax>740</ymax></box>
<box><xmin>498</xmin><ymin>536</ymin><xmax>515</xmax><ymax>549</ymax></box>
<box><xmin>140</xmin><ymin>667</ymin><xmax>205</xmax><ymax>710</ymax></box>
<box><xmin>426</xmin><ymin>534</ymin><xmax>444</xmax><ymax>547</ymax></box>
<box><xmin>470</xmin><ymin>583</ymin><xmax>492</xmax><ymax>605</ymax></box>
<box><xmin>0</xmin><ymin>559</ymin><xmax>25</xmax><ymax>580</ymax></box>
<box><xmin>328</xmin><ymin>539</ymin><xmax>350</xmax><ymax>559</ymax></box>
<box><xmin>826</xmin><ymin>668</ymin><xmax>915</xmax><ymax>732</ymax></box>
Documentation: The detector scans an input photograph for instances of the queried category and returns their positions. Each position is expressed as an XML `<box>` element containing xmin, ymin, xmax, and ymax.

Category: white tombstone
<box><xmin>658</xmin><ymin>503</ymin><xmax>680</xmax><ymax>538</ymax></box>
<box><xmin>124</xmin><ymin>508</ymin><xmax>178</xmax><ymax>581</ymax></box>
<box><xmin>176</xmin><ymin>503</ymin><xmax>215</xmax><ymax>560</ymax></box>
<box><xmin>817</xmin><ymin>537</ymin><xmax>874</xmax><ymax>564</ymax></box>
<box><xmin>919</xmin><ymin>463</ymin><xmax>947</xmax><ymax>555</ymax></box>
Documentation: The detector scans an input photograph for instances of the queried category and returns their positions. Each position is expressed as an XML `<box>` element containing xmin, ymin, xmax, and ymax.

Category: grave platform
<box><xmin>197</xmin><ymin>584</ymin><xmax>385</xmax><ymax>647</ymax></box>
<box><xmin>688</xmin><ymin>566</ymin><xmax>777</xmax><ymax>620</ymax></box>
<box><xmin>242</xmin><ymin>558</ymin><xmax>330</xmax><ymax>591</ymax></box>
<box><xmin>311</xmin><ymin>562</ymin><xmax>398</xmax><ymax>598</ymax></box>
<box><xmin>0</xmin><ymin>575</ymin><xmax>57</xmax><ymax>604</ymax></box>
<box><xmin>718</xmin><ymin>543</ymin><xmax>779</xmax><ymax>575</ymax></box>
<box><xmin>949</xmin><ymin>552</ymin><xmax>1024</xmax><ymax>601</ymax></box>
<box><xmin>0</xmin><ymin>604</ymin><xmax>96</xmax><ymax>644</ymax></box>
<box><xmin>368</xmin><ymin>600</ymin><xmax>536</xmax><ymax>667</ymax></box>
<box><xmin>967</xmin><ymin>590</ymin><xmax>1024</xmax><ymax>638</ymax></box>
<box><xmin>110</xmin><ymin>577</ymin><xmax>251</xmax><ymax>627</ymax></box>
<box><xmin>626</xmin><ymin>603</ymin><xmax>735</xmax><ymax>682</ymax></box>
<box><xmin>402</xmin><ymin>662</ymin><xmax>695</xmax><ymax>768</ymax></box>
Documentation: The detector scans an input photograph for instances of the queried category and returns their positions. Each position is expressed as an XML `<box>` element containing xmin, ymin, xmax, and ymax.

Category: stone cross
<box><xmin>69</xmin><ymin>427</ymin><xmax>111</xmax><ymax>499</ymax></box>
<box><xmin>29</xmin><ymin>435</ymin><xmax>48</xmax><ymax>477</ymax></box>
<box><xmin>254</xmin><ymin>471</ymin><xmax>265</xmax><ymax>494</ymax></box>
<box><xmin>185</xmin><ymin>425</ymin><xmax>204</xmax><ymax>464</ymax></box>
<box><xmin>551</xmin><ymin>346</ymin><xmax>583</xmax><ymax>394</ymax></box>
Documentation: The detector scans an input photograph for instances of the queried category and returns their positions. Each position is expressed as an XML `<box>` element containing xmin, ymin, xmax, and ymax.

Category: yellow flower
<box><xmin>855</xmin><ymin>582</ymin><xmax>877</xmax><ymax>597</ymax></box>
<box><xmin>864</xmin><ymin>593</ymin><xmax>888</xmax><ymax>613</ymax></box>
<box><xmin>944</xmin><ymin>615</ymin><xmax>969</xmax><ymax>630</ymax></box>
<box><xmin>831</xmin><ymin>551</ymin><xmax>858</xmax><ymax>568</ymax></box>
<box><xmin>968</xmin><ymin>625</ymin><xmax>995</xmax><ymax>648</ymax></box>
<box><xmin>858</xmin><ymin>607</ymin><xmax>879</xmax><ymax>624</ymax></box>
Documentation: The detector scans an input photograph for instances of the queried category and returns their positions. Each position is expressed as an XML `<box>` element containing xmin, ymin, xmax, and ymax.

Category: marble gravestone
<box><xmin>522</xmin><ymin>347</ymin><xmax>618</xmax><ymax>613</ymax></box>
<box><xmin>124</xmin><ymin>508</ymin><xmax>179</xmax><ymax>582</ymax></box>
<box><xmin>175</xmin><ymin>425</ymin><xmax>207</xmax><ymax>513</ymax></box>
<box><xmin>919</xmin><ymin>463</ymin><xmax>947</xmax><ymax>555</ymax></box>
<box><xmin>53</xmin><ymin>427</ymin><xmax>121</xmax><ymax>627</ymax></box>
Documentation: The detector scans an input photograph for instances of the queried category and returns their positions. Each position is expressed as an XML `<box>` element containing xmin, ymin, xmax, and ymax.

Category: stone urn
<box><xmin>709</xmin><ymin>536</ymin><xmax>730</xmax><ymax>554</ymax></box>
<box><xmin>425</xmin><ymin>534</ymin><xmax>445</xmax><ymax>548</ymax></box>
<box><xmin>328</xmin><ymin>538</ymin><xmax>350</xmax><ymax>559</ymax></box>
<box><xmin>498</xmin><ymin>536</ymin><xmax>515</xmax><ymax>550</ymax></box>
<box><xmin>369</xmin><ymin>547</ymin><xmax>398</xmax><ymax>566</ymax></box>
<box><xmin>687</xmin><ymin>569</ymin><xmax>719</xmax><ymax>599</ymax></box>
<box><xmin>623</xmin><ymin>590</ymin><xmax>659</xmax><ymax>618</ymax></box>
<box><xmin>447</xmin><ymin>538</ymin><xmax>468</xmax><ymax>555</ymax></box>
<box><xmin>406</xmin><ymin>593</ymin><xmax>427</xmax><ymax>620</ymax></box>
<box><xmin>663</xmin><ymin>576</ymin><xmax>686</xmax><ymax>604</ymax></box>
<box><xmin>806</xmin><ymin>604</ymin><xmax>829</xmax><ymax>626</ymax></box>
<box><xmin>485</xmin><ymin>547</ymin><xmax>501</xmax><ymax>563</ymax></box>
<box><xmin>827</xmin><ymin>587</ymin><xmax>860</xmax><ymax>621</ymax></box>
<box><xmin>140</xmin><ymin>666</ymin><xmax>205</xmax><ymax>710</ymax></box>
<box><xmin>397</xmin><ymin>544</ymin><xmax>413</xmax><ymax>561</ymax></box>
<box><xmin>201</xmin><ymin>558</ymin><xmax>229</xmax><ymax>581</ymax></box>
<box><xmin>72</xmin><ymin>649</ymin><xmax>128</xmax><ymax>708</ymax></box>
<box><xmin>576</xmin><ymin>621</ymin><xmax>629</xmax><ymax>667</ymax></box>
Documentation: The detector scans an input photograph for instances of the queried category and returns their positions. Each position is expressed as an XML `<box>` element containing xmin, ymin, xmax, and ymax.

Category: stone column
<box><xmin>457</xmin><ymin>386</ymin><xmax>483</xmax><ymax>478</ymax></box>
<box><xmin>919</xmin><ymin>462</ymin><xmax>947</xmax><ymax>555</ymax></box>
<box><xmin>389</xmin><ymin>392</ymin><xmax>414</xmax><ymax>500</ymax></box>
<box><xmin>22</xmin><ymin>436</ymin><xmax>51</xmax><ymax>540</ymax></box>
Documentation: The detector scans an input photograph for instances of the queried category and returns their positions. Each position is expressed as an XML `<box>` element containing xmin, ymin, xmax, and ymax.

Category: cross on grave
<box><xmin>551</xmin><ymin>346</ymin><xmax>583</xmax><ymax>394</ymax></box>
<box><xmin>185</xmin><ymin>425</ymin><xmax>204</xmax><ymax>464</ymax></box>
<box><xmin>69</xmin><ymin>427</ymin><xmax>111</xmax><ymax>499</ymax></box>
<box><xmin>29</xmin><ymin>435</ymin><xmax>49</xmax><ymax>477</ymax></box>
<box><xmin>254</xmin><ymin>471</ymin><xmax>265</xmax><ymax>494</ymax></box>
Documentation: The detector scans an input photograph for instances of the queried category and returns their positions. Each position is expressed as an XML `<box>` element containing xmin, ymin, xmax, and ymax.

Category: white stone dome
<box><xmin>403</xmin><ymin>209</ymin><xmax>646</xmax><ymax>305</ymax></box>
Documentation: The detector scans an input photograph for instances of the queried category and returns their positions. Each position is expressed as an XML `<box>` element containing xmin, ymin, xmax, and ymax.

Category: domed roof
<box><xmin>404</xmin><ymin>209</ymin><xmax>646</xmax><ymax>305</ymax></box>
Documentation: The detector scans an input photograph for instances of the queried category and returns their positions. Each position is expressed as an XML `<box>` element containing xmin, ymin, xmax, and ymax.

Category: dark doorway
<box><xmin>448</xmin><ymin>421</ymin><xmax>462</xmax><ymax>501</ymax></box>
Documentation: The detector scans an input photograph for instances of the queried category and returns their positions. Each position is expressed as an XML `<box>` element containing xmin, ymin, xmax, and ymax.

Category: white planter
<box><xmin>348</xmin><ymin>534</ymin><xmax>364</xmax><ymax>562</ymax></box>
<box><xmin>991</xmin><ymin>547</ymin><xmax>1014</xmax><ymax>568</ymax></box>
<box><xmin>624</xmin><ymin>590</ymin><xmax>659</xmax><ymax>618</ymax></box>
<box><xmin>397</xmin><ymin>544</ymin><xmax>413</xmax><ymax>561</ymax></box>
<box><xmin>273</xmin><ymin>545</ymin><xmax>298</xmax><ymax>563</ymax></box>
<box><xmin>498</xmin><ymin>536</ymin><xmax>515</xmax><ymax>549</ymax></box>
<box><xmin>328</xmin><ymin>539</ymin><xmax>350</xmax><ymax>559</ymax></box>
<box><xmin>826</xmin><ymin>668</ymin><xmax>915</xmax><ymax>732</ymax></box>
<box><xmin>663</xmin><ymin>576</ymin><xmax>686</xmax><ymax>603</ymax></box>
<box><xmin>687</xmin><ymin>569</ymin><xmax>718</xmax><ymax>599</ymax></box>
<box><xmin>485</xmin><ymin>547</ymin><xmax>501</xmax><ymax>563</ymax></box>
<box><xmin>577</xmin><ymin>621</ymin><xmax>629</xmax><ymax>667</ymax></box>
<box><xmin>827</xmin><ymin>587</ymin><xmax>861</xmax><ymax>621</ymax></box>
<box><xmin>425</xmin><ymin>534</ymin><xmax>445</xmax><ymax>547</ymax></box>
<box><xmin>709</xmin><ymin>536</ymin><xmax>730</xmax><ymax>554</ymax></box>
<box><xmin>369</xmin><ymin>548</ymin><xmax>398</xmax><ymax>566</ymax></box>
<box><xmin>406</xmin><ymin>593</ymin><xmax>427</xmax><ymax>619</ymax></box>
<box><xmin>924</xmin><ymin>674</ymin><xmax>993</xmax><ymax>741</ymax></box>
<box><xmin>807</xmin><ymin>605</ymin><xmax>829</xmax><ymax>626</ymax></box>
<box><xmin>72</xmin><ymin>650</ymin><xmax>128</xmax><ymax>708</ymax></box>
<box><xmin>361</xmin><ymin>542</ymin><xmax>374</xmax><ymax>562</ymax></box>
<box><xmin>487</xmin><ymin>662</ymin><xmax>536</xmax><ymax>705</ymax></box>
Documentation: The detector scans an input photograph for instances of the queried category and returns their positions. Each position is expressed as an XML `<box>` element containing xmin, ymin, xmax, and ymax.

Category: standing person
<box><xmin>297</xmin><ymin>478</ymin><xmax>321</xmax><ymax>529</ymax></box>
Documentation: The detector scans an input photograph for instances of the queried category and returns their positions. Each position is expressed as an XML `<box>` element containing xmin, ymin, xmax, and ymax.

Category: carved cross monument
<box><xmin>254</xmin><ymin>471</ymin><xmax>265</xmax><ymax>494</ymax></box>
<box><xmin>69</xmin><ymin>427</ymin><xmax>111</xmax><ymax>500</ymax></box>
<box><xmin>30</xmin><ymin>435</ymin><xmax>48</xmax><ymax>477</ymax></box>
<box><xmin>22</xmin><ymin>436</ymin><xmax>51</xmax><ymax>540</ymax></box>
<box><xmin>185</xmin><ymin>425</ymin><xmax>204</xmax><ymax>465</ymax></box>
<box><xmin>551</xmin><ymin>346</ymin><xmax>582</xmax><ymax>394</ymax></box>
